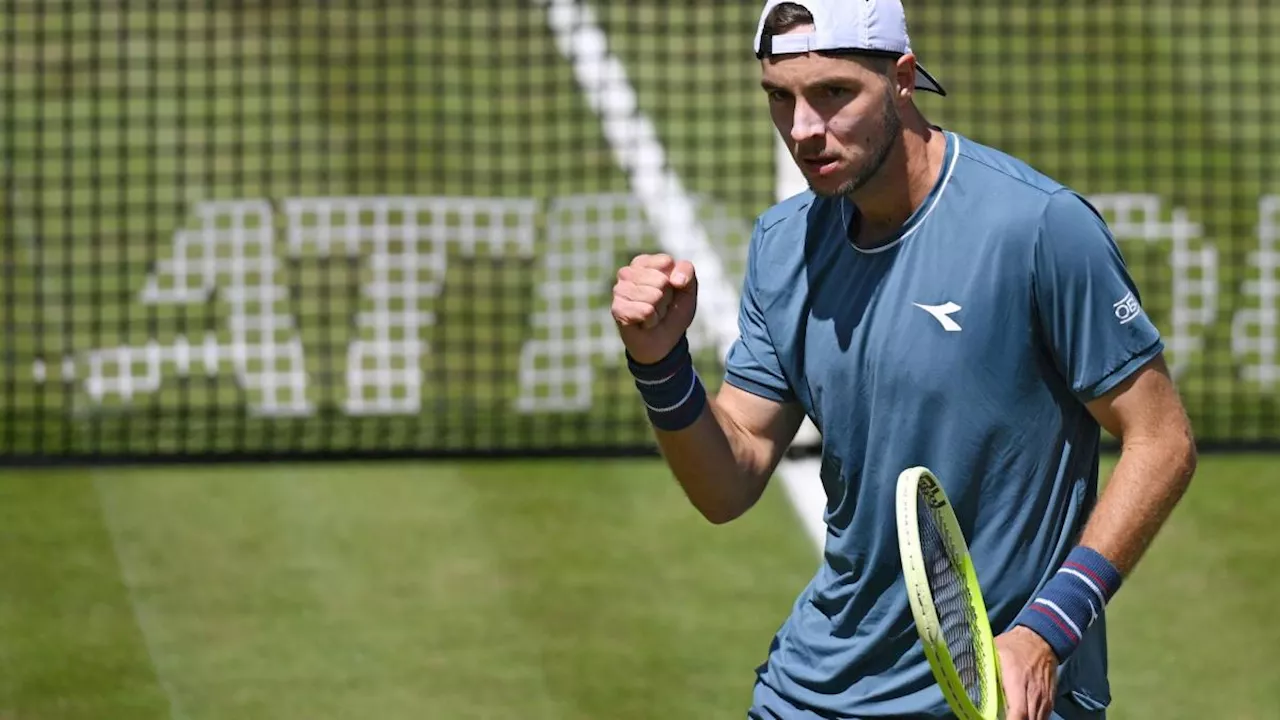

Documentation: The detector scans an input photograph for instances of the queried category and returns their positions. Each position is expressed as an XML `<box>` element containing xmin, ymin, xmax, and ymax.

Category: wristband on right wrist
<box><xmin>626</xmin><ymin>335</ymin><xmax>692</xmax><ymax>383</ymax></box>
<box><xmin>626</xmin><ymin>335</ymin><xmax>706</xmax><ymax>432</ymax></box>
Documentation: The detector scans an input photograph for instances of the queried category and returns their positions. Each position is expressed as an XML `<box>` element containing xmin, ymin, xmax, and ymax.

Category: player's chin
<box><xmin>805</xmin><ymin>171</ymin><xmax>854</xmax><ymax>198</ymax></box>
<box><xmin>800</xmin><ymin>158</ymin><xmax>857</xmax><ymax>196</ymax></box>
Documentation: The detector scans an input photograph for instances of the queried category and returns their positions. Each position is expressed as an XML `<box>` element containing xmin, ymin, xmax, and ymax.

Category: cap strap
<box><xmin>758</xmin><ymin>32</ymin><xmax>818</xmax><ymax>58</ymax></box>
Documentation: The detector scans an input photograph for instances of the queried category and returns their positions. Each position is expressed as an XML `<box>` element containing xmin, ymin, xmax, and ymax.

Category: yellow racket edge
<box><xmin>896</xmin><ymin>466</ymin><xmax>1006</xmax><ymax>720</ymax></box>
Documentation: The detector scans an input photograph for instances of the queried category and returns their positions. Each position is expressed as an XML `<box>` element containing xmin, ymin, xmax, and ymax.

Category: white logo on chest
<box><xmin>912</xmin><ymin>302</ymin><xmax>963</xmax><ymax>332</ymax></box>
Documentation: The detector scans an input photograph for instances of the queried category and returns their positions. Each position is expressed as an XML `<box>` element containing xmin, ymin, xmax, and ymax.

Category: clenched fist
<box><xmin>611</xmin><ymin>254</ymin><xmax>698</xmax><ymax>365</ymax></box>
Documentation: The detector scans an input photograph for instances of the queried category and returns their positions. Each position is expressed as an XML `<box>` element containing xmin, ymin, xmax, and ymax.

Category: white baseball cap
<box><xmin>753</xmin><ymin>0</ymin><xmax>946</xmax><ymax>96</ymax></box>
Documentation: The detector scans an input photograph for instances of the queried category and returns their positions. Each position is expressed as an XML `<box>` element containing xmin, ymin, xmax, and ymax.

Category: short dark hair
<box><xmin>760</xmin><ymin>2</ymin><xmax>897</xmax><ymax>74</ymax></box>
<box><xmin>762</xmin><ymin>1</ymin><xmax>814</xmax><ymax>37</ymax></box>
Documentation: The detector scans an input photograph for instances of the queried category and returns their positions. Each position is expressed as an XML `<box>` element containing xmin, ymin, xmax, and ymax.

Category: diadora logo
<box><xmin>1113</xmin><ymin>291</ymin><xmax>1143</xmax><ymax>325</ymax></box>
<box><xmin>912</xmin><ymin>302</ymin><xmax>963</xmax><ymax>332</ymax></box>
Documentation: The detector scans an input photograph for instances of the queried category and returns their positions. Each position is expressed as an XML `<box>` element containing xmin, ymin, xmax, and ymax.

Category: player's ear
<box><xmin>893</xmin><ymin>54</ymin><xmax>917</xmax><ymax>101</ymax></box>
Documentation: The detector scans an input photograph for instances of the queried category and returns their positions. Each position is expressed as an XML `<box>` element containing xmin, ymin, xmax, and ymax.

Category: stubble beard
<box><xmin>809</xmin><ymin>88</ymin><xmax>902</xmax><ymax>199</ymax></box>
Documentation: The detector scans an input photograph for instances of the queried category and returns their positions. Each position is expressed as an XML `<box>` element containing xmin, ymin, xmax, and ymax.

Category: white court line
<box><xmin>93</xmin><ymin>475</ymin><xmax>189</xmax><ymax>720</ymax></box>
<box><xmin>537</xmin><ymin>0</ymin><xmax>825</xmax><ymax>554</ymax></box>
<box><xmin>777</xmin><ymin>457</ymin><xmax>827</xmax><ymax>550</ymax></box>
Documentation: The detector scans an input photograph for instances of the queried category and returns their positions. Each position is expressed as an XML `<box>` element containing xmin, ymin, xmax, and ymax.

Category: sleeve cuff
<box><xmin>1075</xmin><ymin>338</ymin><xmax>1165</xmax><ymax>402</ymax></box>
<box><xmin>723</xmin><ymin>370</ymin><xmax>795</xmax><ymax>404</ymax></box>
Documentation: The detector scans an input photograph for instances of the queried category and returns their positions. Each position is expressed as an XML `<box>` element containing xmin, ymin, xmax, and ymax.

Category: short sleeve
<box><xmin>723</xmin><ymin>220</ymin><xmax>796</xmax><ymax>403</ymax></box>
<box><xmin>1032</xmin><ymin>190</ymin><xmax>1165</xmax><ymax>401</ymax></box>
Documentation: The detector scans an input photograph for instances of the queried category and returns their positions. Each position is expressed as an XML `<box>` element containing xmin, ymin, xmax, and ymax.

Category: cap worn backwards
<box><xmin>752</xmin><ymin>0</ymin><xmax>946</xmax><ymax>96</ymax></box>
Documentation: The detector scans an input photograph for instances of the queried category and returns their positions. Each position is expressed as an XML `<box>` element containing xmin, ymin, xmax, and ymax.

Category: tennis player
<box><xmin>611</xmin><ymin>1</ymin><xmax>1197</xmax><ymax>718</ymax></box>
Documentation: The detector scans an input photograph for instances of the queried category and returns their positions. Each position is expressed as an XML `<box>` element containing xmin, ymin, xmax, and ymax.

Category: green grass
<box><xmin>0</xmin><ymin>470</ymin><xmax>173</xmax><ymax>717</ymax></box>
<box><xmin>0</xmin><ymin>459</ymin><xmax>817</xmax><ymax>719</ymax></box>
<box><xmin>1103</xmin><ymin>455</ymin><xmax>1280</xmax><ymax>719</ymax></box>
<box><xmin>1</xmin><ymin>454</ymin><xmax>1276</xmax><ymax>719</ymax></box>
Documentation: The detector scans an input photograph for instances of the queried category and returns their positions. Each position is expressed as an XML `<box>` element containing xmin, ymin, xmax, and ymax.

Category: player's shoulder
<box><xmin>758</xmin><ymin>189</ymin><xmax>818</xmax><ymax>233</ymax></box>
<box><xmin>744</xmin><ymin>189</ymin><xmax>819</xmax><ymax>268</ymax></box>
<box><xmin>949</xmin><ymin>132</ymin><xmax>1106</xmax><ymax>234</ymax></box>
<box><xmin>752</xmin><ymin>189</ymin><xmax>841</xmax><ymax>252</ymax></box>
<box><xmin>742</xmin><ymin>190</ymin><xmax>835</xmax><ymax>300</ymax></box>
<box><xmin>952</xmin><ymin>132</ymin><xmax>1064</xmax><ymax>198</ymax></box>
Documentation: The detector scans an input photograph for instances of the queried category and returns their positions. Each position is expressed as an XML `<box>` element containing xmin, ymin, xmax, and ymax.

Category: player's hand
<box><xmin>995</xmin><ymin>626</ymin><xmax>1058</xmax><ymax>720</ymax></box>
<box><xmin>611</xmin><ymin>253</ymin><xmax>698</xmax><ymax>365</ymax></box>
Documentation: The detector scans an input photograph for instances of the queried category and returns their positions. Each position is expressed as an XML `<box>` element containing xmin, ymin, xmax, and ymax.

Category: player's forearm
<box><xmin>1015</xmin><ymin>362</ymin><xmax>1198</xmax><ymax>664</ymax></box>
<box><xmin>1078</xmin><ymin>427</ymin><xmax>1197</xmax><ymax>575</ymax></box>
<box><xmin>1012</xmin><ymin>428</ymin><xmax>1195</xmax><ymax>663</ymax></box>
<box><xmin>652</xmin><ymin>394</ymin><xmax>772</xmax><ymax>524</ymax></box>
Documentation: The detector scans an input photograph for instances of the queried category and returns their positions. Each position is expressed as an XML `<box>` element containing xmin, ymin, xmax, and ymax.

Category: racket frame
<box><xmin>896</xmin><ymin>466</ymin><xmax>1006</xmax><ymax>720</ymax></box>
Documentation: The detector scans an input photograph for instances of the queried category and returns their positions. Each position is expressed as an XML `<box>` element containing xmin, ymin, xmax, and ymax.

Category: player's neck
<box><xmin>845</xmin><ymin>124</ymin><xmax>947</xmax><ymax>249</ymax></box>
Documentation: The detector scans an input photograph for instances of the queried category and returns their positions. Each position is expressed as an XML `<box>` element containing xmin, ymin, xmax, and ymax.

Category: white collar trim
<box><xmin>850</xmin><ymin>132</ymin><xmax>961</xmax><ymax>255</ymax></box>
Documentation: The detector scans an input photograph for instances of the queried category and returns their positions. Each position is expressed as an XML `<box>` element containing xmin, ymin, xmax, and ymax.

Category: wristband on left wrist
<box><xmin>1012</xmin><ymin>545</ymin><xmax>1123</xmax><ymax>663</ymax></box>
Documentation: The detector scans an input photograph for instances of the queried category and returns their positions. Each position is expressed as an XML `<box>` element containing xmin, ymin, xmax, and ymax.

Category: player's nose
<box><xmin>789</xmin><ymin>99</ymin><xmax>825</xmax><ymax>144</ymax></box>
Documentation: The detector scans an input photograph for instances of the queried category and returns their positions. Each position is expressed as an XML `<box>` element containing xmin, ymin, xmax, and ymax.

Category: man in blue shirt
<box><xmin>610</xmin><ymin>1</ymin><xmax>1198</xmax><ymax>718</ymax></box>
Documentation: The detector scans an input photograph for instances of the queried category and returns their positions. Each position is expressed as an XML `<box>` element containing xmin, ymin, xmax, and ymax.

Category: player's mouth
<box><xmin>800</xmin><ymin>155</ymin><xmax>841</xmax><ymax>176</ymax></box>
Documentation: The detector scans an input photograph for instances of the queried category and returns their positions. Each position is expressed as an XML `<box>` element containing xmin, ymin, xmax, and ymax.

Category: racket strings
<box><xmin>917</xmin><ymin>494</ymin><xmax>988</xmax><ymax>710</ymax></box>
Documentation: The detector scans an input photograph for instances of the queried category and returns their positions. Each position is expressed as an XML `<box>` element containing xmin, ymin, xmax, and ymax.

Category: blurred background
<box><xmin>1</xmin><ymin>1</ymin><xmax>1277</xmax><ymax>718</ymax></box>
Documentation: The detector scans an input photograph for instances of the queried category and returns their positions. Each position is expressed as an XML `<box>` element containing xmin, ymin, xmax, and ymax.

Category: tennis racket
<box><xmin>895</xmin><ymin>466</ymin><xmax>1006</xmax><ymax>720</ymax></box>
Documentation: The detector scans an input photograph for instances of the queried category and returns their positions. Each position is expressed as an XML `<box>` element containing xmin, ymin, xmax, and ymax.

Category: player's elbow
<box><xmin>1173</xmin><ymin>427</ymin><xmax>1198</xmax><ymax>492</ymax></box>
<box><xmin>1114</xmin><ymin>390</ymin><xmax>1198</xmax><ymax>488</ymax></box>
<box><xmin>693</xmin><ymin>493</ymin><xmax>753</xmax><ymax>525</ymax></box>
<box><xmin>687</xmin><ymin>475</ymin><xmax>765</xmax><ymax>525</ymax></box>
<box><xmin>699</xmin><ymin>506</ymin><xmax>739</xmax><ymax>525</ymax></box>
<box><xmin>1138</xmin><ymin>420</ymin><xmax>1198</xmax><ymax>497</ymax></box>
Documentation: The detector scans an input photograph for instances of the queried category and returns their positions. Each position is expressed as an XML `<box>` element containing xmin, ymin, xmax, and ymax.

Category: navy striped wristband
<box><xmin>1014</xmin><ymin>546</ymin><xmax>1123</xmax><ymax>663</ymax></box>
<box><xmin>626</xmin><ymin>335</ymin><xmax>707</xmax><ymax>432</ymax></box>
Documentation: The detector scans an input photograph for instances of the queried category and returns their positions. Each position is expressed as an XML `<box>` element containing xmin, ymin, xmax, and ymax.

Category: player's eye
<box><xmin>821</xmin><ymin>84</ymin><xmax>851</xmax><ymax>99</ymax></box>
<box><xmin>766</xmin><ymin>89</ymin><xmax>792</xmax><ymax>103</ymax></box>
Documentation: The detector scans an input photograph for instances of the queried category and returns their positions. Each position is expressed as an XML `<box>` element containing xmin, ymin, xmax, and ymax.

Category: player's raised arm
<box><xmin>612</xmin><ymin>253</ymin><xmax>805</xmax><ymax>524</ymax></box>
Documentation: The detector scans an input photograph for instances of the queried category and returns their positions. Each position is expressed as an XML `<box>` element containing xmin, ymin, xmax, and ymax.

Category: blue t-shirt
<box><xmin>725</xmin><ymin>130</ymin><xmax>1163</xmax><ymax>718</ymax></box>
